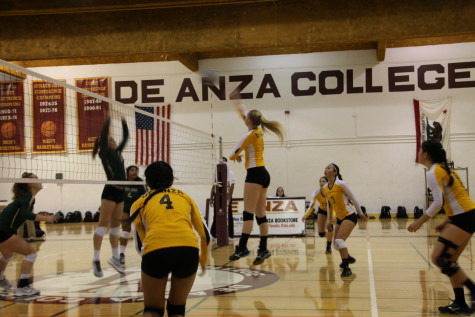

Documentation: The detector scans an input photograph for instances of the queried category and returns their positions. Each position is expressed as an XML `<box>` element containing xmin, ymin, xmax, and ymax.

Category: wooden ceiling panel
<box><xmin>1</xmin><ymin>0</ymin><xmax>474</xmax><ymax>70</ymax></box>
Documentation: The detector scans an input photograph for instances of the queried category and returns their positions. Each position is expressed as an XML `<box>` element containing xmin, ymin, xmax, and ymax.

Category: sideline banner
<box><xmin>76</xmin><ymin>77</ymin><xmax>110</xmax><ymax>151</ymax></box>
<box><xmin>0</xmin><ymin>81</ymin><xmax>25</xmax><ymax>154</ymax></box>
<box><xmin>231</xmin><ymin>197</ymin><xmax>306</xmax><ymax>236</ymax></box>
<box><xmin>32</xmin><ymin>80</ymin><xmax>66</xmax><ymax>153</ymax></box>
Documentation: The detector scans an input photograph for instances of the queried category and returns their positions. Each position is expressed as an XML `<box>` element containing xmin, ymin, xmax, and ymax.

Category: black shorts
<box><xmin>336</xmin><ymin>213</ymin><xmax>358</xmax><ymax>225</ymax></box>
<box><xmin>449</xmin><ymin>209</ymin><xmax>475</xmax><ymax>234</ymax></box>
<box><xmin>142</xmin><ymin>246</ymin><xmax>199</xmax><ymax>279</ymax></box>
<box><xmin>317</xmin><ymin>208</ymin><xmax>327</xmax><ymax>216</ymax></box>
<box><xmin>0</xmin><ymin>231</ymin><xmax>13</xmax><ymax>243</ymax></box>
<box><xmin>245</xmin><ymin>166</ymin><xmax>270</xmax><ymax>188</ymax></box>
<box><xmin>101</xmin><ymin>185</ymin><xmax>125</xmax><ymax>203</ymax></box>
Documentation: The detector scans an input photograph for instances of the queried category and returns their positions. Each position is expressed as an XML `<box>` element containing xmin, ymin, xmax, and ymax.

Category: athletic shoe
<box><xmin>229</xmin><ymin>246</ymin><xmax>250</xmax><ymax>261</ymax></box>
<box><xmin>325</xmin><ymin>244</ymin><xmax>332</xmax><ymax>254</ymax></box>
<box><xmin>108</xmin><ymin>257</ymin><xmax>125</xmax><ymax>274</ymax></box>
<box><xmin>438</xmin><ymin>301</ymin><xmax>471</xmax><ymax>315</ymax></box>
<box><xmin>340</xmin><ymin>267</ymin><xmax>352</xmax><ymax>277</ymax></box>
<box><xmin>339</xmin><ymin>255</ymin><xmax>356</xmax><ymax>268</ymax></box>
<box><xmin>119</xmin><ymin>253</ymin><xmax>125</xmax><ymax>265</ymax></box>
<box><xmin>15</xmin><ymin>286</ymin><xmax>40</xmax><ymax>297</ymax></box>
<box><xmin>92</xmin><ymin>260</ymin><xmax>103</xmax><ymax>277</ymax></box>
<box><xmin>253</xmin><ymin>249</ymin><xmax>271</xmax><ymax>265</ymax></box>
<box><xmin>0</xmin><ymin>278</ymin><xmax>12</xmax><ymax>290</ymax></box>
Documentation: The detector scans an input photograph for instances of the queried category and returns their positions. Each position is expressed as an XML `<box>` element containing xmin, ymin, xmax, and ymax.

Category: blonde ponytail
<box><xmin>247</xmin><ymin>109</ymin><xmax>284</xmax><ymax>142</ymax></box>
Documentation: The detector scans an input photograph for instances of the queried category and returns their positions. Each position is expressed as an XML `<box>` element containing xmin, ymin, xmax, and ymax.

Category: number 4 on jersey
<box><xmin>160</xmin><ymin>194</ymin><xmax>174</xmax><ymax>209</ymax></box>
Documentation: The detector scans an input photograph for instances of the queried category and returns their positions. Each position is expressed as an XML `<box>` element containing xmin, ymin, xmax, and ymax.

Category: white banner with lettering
<box><xmin>230</xmin><ymin>197</ymin><xmax>307</xmax><ymax>236</ymax></box>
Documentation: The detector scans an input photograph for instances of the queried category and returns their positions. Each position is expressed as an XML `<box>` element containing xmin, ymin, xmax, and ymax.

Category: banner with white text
<box><xmin>231</xmin><ymin>197</ymin><xmax>306</xmax><ymax>236</ymax></box>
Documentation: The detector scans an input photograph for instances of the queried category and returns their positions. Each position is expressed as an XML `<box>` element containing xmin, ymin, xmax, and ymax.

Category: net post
<box><xmin>215</xmin><ymin>161</ymin><xmax>229</xmax><ymax>246</ymax></box>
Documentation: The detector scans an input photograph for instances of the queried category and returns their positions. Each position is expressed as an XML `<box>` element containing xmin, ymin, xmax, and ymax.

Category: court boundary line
<box><xmin>366</xmin><ymin>225</ymin><xmax>379</xmax><ymax>317</ymax></box>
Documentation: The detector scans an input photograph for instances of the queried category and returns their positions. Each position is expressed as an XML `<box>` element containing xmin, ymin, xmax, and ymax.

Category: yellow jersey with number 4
<box><xmin>132</xmin><ymin>188</ymin><xmax>210</xmax><ymax>266</ymax></box>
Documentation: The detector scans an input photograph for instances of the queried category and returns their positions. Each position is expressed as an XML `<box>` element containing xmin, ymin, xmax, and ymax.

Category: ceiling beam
<box><xmin>1</xmin><ymin>0</ymin><xmax>474</xmax><ymax>67</ymax></box>
<box><xmin>174</xmin><ymin>53</ymin><xmax>199</xmax><ymax>72</ymax></box>
<box><xmin>377</xmin><ymin>40</ymin><xmax>386</xmax><ymax>62</ymax></box>
<box><xmin>0</xmin><ymin>65</ymin><xmax>26</xmax><ymax>80</ymax></box>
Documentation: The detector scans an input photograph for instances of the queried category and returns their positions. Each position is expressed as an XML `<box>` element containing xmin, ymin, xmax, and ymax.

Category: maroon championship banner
<box><xmin>32</xmin><ymin>80</ymin><xmax>66</xmax><ymax>153</ymax></box>
<box><xmin>75</xmin><ymin>77</ymin><xmax>110</xmax><ymax>151</ymax></box>
<box><xmin>0</xmin><ymin>81</ymin><xmax>25</xmax><ymax>154</ymax></box>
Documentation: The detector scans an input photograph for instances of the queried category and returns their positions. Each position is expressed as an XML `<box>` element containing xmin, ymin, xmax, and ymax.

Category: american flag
<box><xmin>135</xmin><ymin>104</ymin><xmax>170</xmax><ymax>165</ymax></box>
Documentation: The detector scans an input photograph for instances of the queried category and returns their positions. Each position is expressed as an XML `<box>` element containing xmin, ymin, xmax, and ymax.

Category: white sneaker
<box><xmin>107</xmin><ymin>257</ymin><xmax>125</xmax><ymax>274</ymax></box>
<box><xmin>92</xmin><ymin>260</ymin><xmax>103</xmax><ymax>277</ymax></box>
<box><xmin>15</xmin><ymin>286</ymin><xmax>40</xmax><ymax>297</ymax></box>
<box><xmin>0</xmin><ymin>278</ymin><xmax>12</xmax><ymax>290</ymax></box>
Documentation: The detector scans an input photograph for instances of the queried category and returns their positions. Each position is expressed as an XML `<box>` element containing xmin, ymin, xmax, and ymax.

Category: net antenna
<box><xmin>0</xmin><ymin>59</ymin><xmax>215</xmax><ymax>185</ymax></box>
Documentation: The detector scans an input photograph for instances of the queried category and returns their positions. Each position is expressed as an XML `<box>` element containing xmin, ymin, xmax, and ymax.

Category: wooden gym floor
<box><xmin>0</xmin><ymin>216</ymin><xmax>473</xmax><ymax>317</ymax></box>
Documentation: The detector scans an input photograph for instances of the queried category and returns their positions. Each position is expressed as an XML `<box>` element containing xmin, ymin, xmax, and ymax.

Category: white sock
<box><xmin>112</xmin><ymin>248</ymin><xmax>119</xmax><ymax>259</ymax></box>
<box><xmin>19</xmin><ymin>274</ymin><xmax>29</xmax><ymax>280</ymax></box>
<box><xmin>120</xmin><ymin>245</ymin><xmax>126</xmax><ymax>254</ymax></box>
<box><xmin>93</xmin><ymin>250</ymin><xmax>101</xmax><ymax>261</ymax></box>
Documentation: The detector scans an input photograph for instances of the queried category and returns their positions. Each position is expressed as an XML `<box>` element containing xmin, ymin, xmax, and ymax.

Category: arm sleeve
<box><xmin>100</xmin><ymin>117</ymin><xmax>111</xmax><ymax>151</ymax></box>
<box><xmin>304</xmin><ymin>189</ymin><xmax>319</xmax><ymax>218</ymax></box>
<box><xmin>189</xmin><ymin>199</ymin><xmax>210</xmax><ymax>267</ymax></box>
<box><xmin>131</xmin><ymin>200</ymin><xmax>145</xmax><ymax>256</ymax></box>
<box><xmin>131</xmin><ymin>223</ymin><xmax>143</xmax><ymax>256</ymax></box>
<box><xmin>229</xmin><ymin>130</ymin><xmax>254</xmax><ymax>160</ymax></box>
<box><xmin>339</xmin><ymin>181</ymin><xmax>363</xmax><ymax>214</ymax></box>
<box><xmin>22</xmin><ymin>194</ymin><xmax>37</xmax><ymax>221</ymax></box>
<box><xmin>117</xmin><ymin>119</ymin><xmax>129</xmax><ymax>152</ymax></box>
<box><xmin>425</xmin><ymin>170</ymin><xmax>444</xmax><ymax>217</ymax></box>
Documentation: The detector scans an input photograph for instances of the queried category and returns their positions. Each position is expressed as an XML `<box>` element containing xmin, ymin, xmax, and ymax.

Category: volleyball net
<box><xmin>0</xmin><ymin>59</ymin><xmax>215</xmax><ymax>186</ymax></box>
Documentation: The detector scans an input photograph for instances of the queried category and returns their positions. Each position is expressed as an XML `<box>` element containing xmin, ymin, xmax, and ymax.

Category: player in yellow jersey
<box><xmin>323</xmin><ymin>163</ymin><xmax>367</xmax><ymax>277</ymax></box>
<box><xmin>228</xmin><ymin>91</ymin><xmax>284</xmax><ymax>266</ymax></box>
<box><xmin>302</xmin><ymin>176</ymin><xmax>333</xmax><ymax>254</ymax></box>
<box><xmin>130</xmin><ymin>161</ymin><xmax>210</xmax><ymax>317</ymax></box>
<box><xmin>408</xmin><ymin>140</ymin><xmax>475</xmax><ymax>315</ymax></box>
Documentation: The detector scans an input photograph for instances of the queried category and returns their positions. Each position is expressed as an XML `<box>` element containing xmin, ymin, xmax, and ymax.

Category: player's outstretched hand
<box><xmin>407</xmin><ymin>221</ymin><xmax>421</xmax><ymax>232</ymax></box>
<box><xmin>46</xmin><ymin>215</ymin><xmax>59</xmax><ymax>223</ymax></box>
<box><xmin>235</xmin><ymin>155</ymin><xmax>242</xmax><ymax>163</ymax></box>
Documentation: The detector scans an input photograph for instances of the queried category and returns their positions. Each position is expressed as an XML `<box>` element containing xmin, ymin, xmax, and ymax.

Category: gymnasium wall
<box><xmin>2</xmin><ymin>42</ymin><xmax>474</xmax><ymax>216</ymax></box>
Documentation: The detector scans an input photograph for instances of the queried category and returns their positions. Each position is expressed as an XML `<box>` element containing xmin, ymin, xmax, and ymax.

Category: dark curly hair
<box><xmin>421</xmin><ymin>140</ymin><xmax>453</xmax><ymax>186</ymax></box>
<box><xmin>145</xmin><ymin>161</ymin><xmax>174</xmax><ymax>190</ymax></box>
<box><xmin>12</xmin><ymin>172</ymin><xmax>34</xmax><ymax>199</ymax></box>
<box><xmin>128</xmin><ymin>161</ymin><xmax>174</xmax><ymax>224</ymax></box>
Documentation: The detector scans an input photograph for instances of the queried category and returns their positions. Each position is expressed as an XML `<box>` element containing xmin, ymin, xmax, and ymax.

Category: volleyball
<box><xmin>200</xmin><ymin>69</ymin><xmax>220</xmax><ymax>86</ymax></box>
<box><xmin>1</xmin><ymin>122</ymin><xmax>16</xmax><ymax>139</ymax></box>
<box><xmin>41</xmin><ymin>120</ymin><xmax>57</xmax><ymax>138</ymax></box>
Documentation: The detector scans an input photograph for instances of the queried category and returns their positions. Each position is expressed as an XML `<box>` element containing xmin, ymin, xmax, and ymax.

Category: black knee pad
<box><xmin>440</xmin><ymin>261</ymin><xmax>461</xmax><ymax>277</ymax></box>
<box><xmin>243</xmin><ymin>211</ymin><xmax>254</xmax><ymax>221</ymax></box>
<box><xmin>256</xmin><ymin>216</ymin><xmax>267</xmax><ymax>225</ymax></box>
<box><xmin>436</xmin><ymin>236</ymin><xmax>460</xmax><ymax>277</ymax></box>
<box><xmin>144</xmin><ymin>306</ymin><xmax>164</xmax><ymax>317</ymax></box>
<box><xmin>318</xmin><ymin>232</ymin><xmax>326</xmax><ymax>238</ymax></box>
<box><xmin>167</xmin><ymin>300</ymin><xmax>186</xmax><ymax>316</ymax></box>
